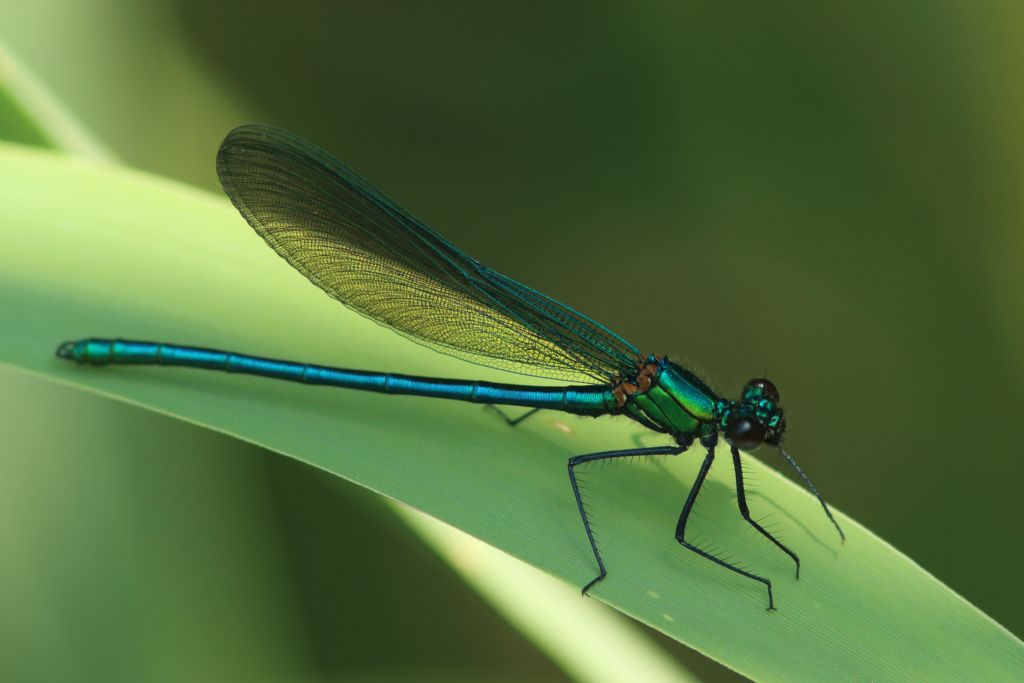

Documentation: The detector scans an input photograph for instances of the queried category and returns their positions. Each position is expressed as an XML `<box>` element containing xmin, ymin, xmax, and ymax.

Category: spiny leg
<box><xmin>731</xmin><ymin>445</ymin><xmax>800</xmax><ymax>578</ymax></box>
<box><xmin>568</xmin><ymin>443</ymin><xmax>689</xmax><ymax>594</ymax></box>
<box><xmin>777</xmin><ymin>444</ymin><xmax>846</xmax><ymax>542</ymax></box>
<box><xmin>675</xmin><ymin>438</ymin><xmax>776</xmax><ymax>610</ymax></box>
<box><xmin>484</xmin><ymin>405</ymin><xmax>541</xmax><ymax>427</ymax></box>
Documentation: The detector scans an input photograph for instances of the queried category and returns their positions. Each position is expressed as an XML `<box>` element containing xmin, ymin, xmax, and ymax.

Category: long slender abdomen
<box><xmin>56</xmin><ymin>338</ymin><xmax>616</xmax><ymax>415</ymax></box>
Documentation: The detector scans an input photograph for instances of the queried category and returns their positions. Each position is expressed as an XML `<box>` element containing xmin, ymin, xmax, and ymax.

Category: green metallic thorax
<box><xmin>621</xmin><ymin>357</ymin><xmax>722</xmax><ymax>439</ymax></box>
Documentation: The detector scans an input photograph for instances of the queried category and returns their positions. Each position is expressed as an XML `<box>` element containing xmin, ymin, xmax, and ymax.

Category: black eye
<box><xmin>726</xmin><ymin>416</ymin><xmax>766</xmax><ymax>452</ymax></box>
<box><xmin>746</xmin><ymin>378</ymin><xmax>780</xmax><ymax>403</ymax></box>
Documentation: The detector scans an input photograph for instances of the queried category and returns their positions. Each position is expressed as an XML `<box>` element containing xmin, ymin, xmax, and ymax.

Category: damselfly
<box><xmin>58</xmin><ymin>125</ymin><xmax>844</xmax><ymax>609</ymax></box>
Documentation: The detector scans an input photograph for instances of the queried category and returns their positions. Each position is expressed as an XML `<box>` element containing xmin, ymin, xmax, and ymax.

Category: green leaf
<box><xmin>1</xmin><ymin>142</ymin><xmax>1021</xmax><ymax>681</ymax></box>
<box><xmin>398</xmin><ymin>506</ymin><xmax>698</xmax><ymax>683</ymax></box>
<box><xmin>0</xmin><ymin>38</ymin><xmax>696</xmax><ymax>683</ymax></box>
<box><xmin>0</xmin><ymin>39</ymin><xmax>110</xmax><ymax>158</ymax></box>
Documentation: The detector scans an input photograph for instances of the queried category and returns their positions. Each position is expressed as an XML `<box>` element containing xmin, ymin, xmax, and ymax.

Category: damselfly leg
<box><xmin>675</xmin><ymin>435</ymin><xmax>776</xmax><ymax>610</ymax></box>
<box><xmin>731</xmin><ymin>444</ymin><xmax>800</xmax><ymax>577</ymax></box>
<box><xmin>777</xmin><ymin>445</ymin><xmax>846</xmax><ymax>542</ymax></box>
<box><xmin>568</xmin><ymin>443</ymin><xmax>689</xmax><ymax>593</ymax></box>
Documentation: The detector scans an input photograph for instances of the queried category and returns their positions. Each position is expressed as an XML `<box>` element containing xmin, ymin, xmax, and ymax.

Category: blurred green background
<box><xmin>2</xmin><ymin>1</ymin><xmax>1022</xmax><ymax>681</ymax></box>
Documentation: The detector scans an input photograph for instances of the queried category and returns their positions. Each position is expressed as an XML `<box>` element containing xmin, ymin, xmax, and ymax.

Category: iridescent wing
<box><xmin>216</xmin><ymin>124</ymin><xmax>641</xmax><ymax>384</ymax></box>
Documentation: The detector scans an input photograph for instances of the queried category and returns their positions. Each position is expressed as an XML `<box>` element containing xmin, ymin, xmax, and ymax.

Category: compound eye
<box><xmin>725</xmin><ymin>416</ymin><xmax>766</xmax><ymax>452</ymax></box>
<box><xmin>746</xmin><ymin>378</ymin><xmax>780</xmax><ymax>403</ymax></box>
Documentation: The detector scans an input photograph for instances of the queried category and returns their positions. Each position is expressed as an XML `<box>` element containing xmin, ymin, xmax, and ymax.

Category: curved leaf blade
<box><xmin>0</xmin><ymin>143</ymin><xmax>1020</xmax><ymax>681</ymax></box>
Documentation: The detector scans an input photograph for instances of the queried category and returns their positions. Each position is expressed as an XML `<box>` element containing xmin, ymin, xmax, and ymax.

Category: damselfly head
<box><xmin>721</xmin><ymin>378</ymin><xmax>786</xmax><ymax>451</ymax></box>
<box><xmin>744</xmin><ymin>378</ymin><xmax>779</xmax><ymax>403</ymax></box>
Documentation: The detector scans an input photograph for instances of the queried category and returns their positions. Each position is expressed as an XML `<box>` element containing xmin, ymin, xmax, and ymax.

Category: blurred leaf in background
<box><xmin>0</xmin><ymin>370</ymin><xmax>309</xmax><ymax>682</ymax></box>
<box><xmin>1</xmin><ymin>0</ymin><xmax>1023</xmax><ymax>681</ymax></box>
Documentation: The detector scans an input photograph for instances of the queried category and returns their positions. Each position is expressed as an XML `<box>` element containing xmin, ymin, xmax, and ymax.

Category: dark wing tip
<box><xmin>216</xmin><ymin>124</ymin><xmax>297</xmax><ymax>225</ymax></box>
<box><xmin>220</xmin><ymin>122</ymin><xmax>277</xmax><ymax>145</ymax></box>
<box><xmin>216</xmin><ymin>123</ymin><xmax>325</xmax><ymax>192</ymax></box>
<box><xmin>216</xmin><ymin>123</ymin><xmax>273</xmax><ymax>180</ymax></box>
